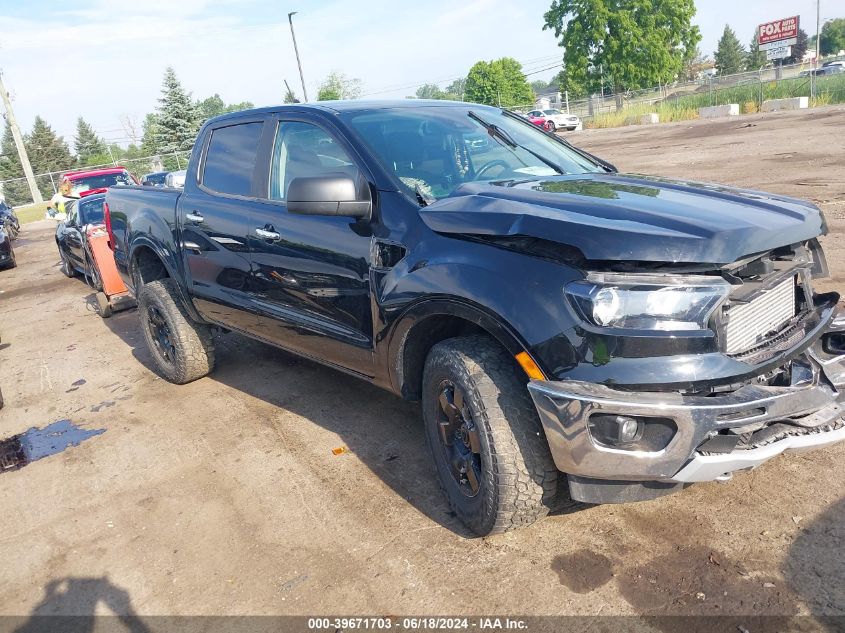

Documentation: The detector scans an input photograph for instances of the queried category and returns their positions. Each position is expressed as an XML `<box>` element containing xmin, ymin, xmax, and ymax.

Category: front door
<box><xmin>178</xmin><ymin>119</ymin><xmax>264</xmax><ymax>334</ymax></box>
<box><xmin>246</xmin><ymin>119</ymin><xmax>375</xmax><ymax>375</ymax></box>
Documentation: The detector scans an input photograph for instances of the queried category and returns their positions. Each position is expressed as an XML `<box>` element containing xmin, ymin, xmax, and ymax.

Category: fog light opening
<box><xmin>588</xmin><ymin>414</ymin><xmax>677</xmax><ymax>452</ymax></box>
<box><xmin>822</xmin><ymin>333</ymin><xmax>845</xmax><ymax>355</ymax></box>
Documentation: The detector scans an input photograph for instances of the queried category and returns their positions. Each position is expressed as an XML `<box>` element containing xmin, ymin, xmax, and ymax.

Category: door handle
<box><xmin>185</xmin><ymin>211</ymin><xmax>204</xmax><ymax>224</ymax></box>
<box><xmin>255</xmin><ymin>227</ymin><xmax>281</xmax><ymax>241</ymax></box>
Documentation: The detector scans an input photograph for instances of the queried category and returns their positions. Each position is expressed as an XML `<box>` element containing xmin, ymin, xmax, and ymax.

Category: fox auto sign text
<box><xmin>758</xmin><ymin>16</ymin><xmax>799</xmax><ymax>45</ymax></box>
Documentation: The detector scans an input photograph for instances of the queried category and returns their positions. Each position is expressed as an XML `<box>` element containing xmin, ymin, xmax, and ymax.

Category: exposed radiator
<box><xmin>725</xmin><ymin>276</ymin><xmax>797</xmax><ymax>355</ymax></box>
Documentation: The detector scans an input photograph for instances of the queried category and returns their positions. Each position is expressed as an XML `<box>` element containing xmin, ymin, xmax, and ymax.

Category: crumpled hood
<box><xmin>418</xmin><ymin>174</ymin><xmax>826</xmax><ymax>264</ymax></box>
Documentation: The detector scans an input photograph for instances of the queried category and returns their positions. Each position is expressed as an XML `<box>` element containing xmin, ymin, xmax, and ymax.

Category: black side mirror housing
<box><xmin>286</xmin><ymin>175</ymin><xmax>371</xmax><ymax>219</ymax></box>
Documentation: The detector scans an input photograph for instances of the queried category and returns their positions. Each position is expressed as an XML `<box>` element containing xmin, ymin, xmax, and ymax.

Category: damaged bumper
<box><xmin>528</xmin><ymin>315</ymin><xmax>845</xmax><ymax>501</ymax></box>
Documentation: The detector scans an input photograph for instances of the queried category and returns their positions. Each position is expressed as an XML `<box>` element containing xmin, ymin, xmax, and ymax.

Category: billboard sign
<box><xmin>758</xmin><ymin>16</ymin><xmax>799</xmax><ymax>45</ymax></box>
<box><xmin>766</xmin><ymin>45</ymin><xmax>792</xmax><ymax>61</ymax></box>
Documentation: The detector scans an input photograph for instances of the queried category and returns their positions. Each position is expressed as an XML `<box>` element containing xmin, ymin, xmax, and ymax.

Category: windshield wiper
<box><xmin>467</xmin><ymin>110</ymin><xmax>564</xmax><ymax>175</ymax></box>
<box><xmin>414</xmin><ymin>184</ymin><xmax>434</xmax><ymax>207</ymax></box>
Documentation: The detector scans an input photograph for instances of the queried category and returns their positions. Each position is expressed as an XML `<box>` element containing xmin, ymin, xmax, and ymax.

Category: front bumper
<box><xmin>528</xmin><ymin>319</ymin><xmax>845</xmax><ymax>487</ymax></box>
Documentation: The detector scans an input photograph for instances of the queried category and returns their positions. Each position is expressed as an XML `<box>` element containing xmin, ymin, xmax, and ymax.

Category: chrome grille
<box><xmin>725</xmin><ymin>276</ymin><xmax>796</xmax><ymax>354</ymax></box>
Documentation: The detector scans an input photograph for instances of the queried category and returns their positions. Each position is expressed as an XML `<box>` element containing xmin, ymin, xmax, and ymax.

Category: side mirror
<box><xmin>286</xmin><ymin>175</ymin><xmax>371</xmax><ymax>219</ymax></box>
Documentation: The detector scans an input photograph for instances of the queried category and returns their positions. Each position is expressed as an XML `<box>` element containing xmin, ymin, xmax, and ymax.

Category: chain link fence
<box><xmin>515</xmin><ymin>55</ymin><xmax>845</xmax><ymax>125</ymax></box>
<box><xmin>0</xmin><ymin>150</ymin><xmax>192</xmax><ymax>208</ymax></box>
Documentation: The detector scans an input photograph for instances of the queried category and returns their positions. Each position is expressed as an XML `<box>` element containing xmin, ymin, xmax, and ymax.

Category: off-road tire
<box><xmin>422</xmin><ymin>335</ymin><xmax>559</xmax><ymax>536</ymax></box>
<box><xmin>138</xmin><ymin>279</ymin><xmax>215</xmax><ymax>384</ymax></box>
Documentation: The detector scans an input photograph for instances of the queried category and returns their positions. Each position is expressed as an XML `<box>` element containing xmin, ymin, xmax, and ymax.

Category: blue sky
<box><xmin>0</xmin><ymin>0</ymin><xmax>832</xmax><ymax>149</ymax></box>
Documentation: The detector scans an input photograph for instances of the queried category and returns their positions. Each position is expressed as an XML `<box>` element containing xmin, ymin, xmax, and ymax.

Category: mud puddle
<box><xmin>0</xmin><ymin>420</ymin><xmax>104</xmax><ymax>473</ymax></box>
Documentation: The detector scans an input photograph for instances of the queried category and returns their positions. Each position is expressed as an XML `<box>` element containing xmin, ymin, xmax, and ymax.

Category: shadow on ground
<box><xmin>100</xmin><ymin>308</ymin><xmax>485</xmax><ymax>536</ymax></box>
<box><xmin>12</xmin><ymin>576</ymin><xmax>150</xmax><ymax>633</ymax></box>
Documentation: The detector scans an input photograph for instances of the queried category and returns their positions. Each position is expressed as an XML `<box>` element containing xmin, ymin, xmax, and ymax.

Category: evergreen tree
<box><xmin>0</xmin><ymin>121</ymin><xmax>31</xmax><ymax>206</ymax></box>
<box><xmin>714</xmin><ymin>25</ymin><xmax>746</xmax><ymax>75</ymax></box>
<box><xmin>745</xmin><ymin>31</ymin><xmax>767</xmax><ymax>70</ymax></box>
<box><xmin>25</xmin><ymin>116</ymin><xmax>74</xmax><ymax>199</ymax></box>
<box><xmin>154</xmin><ymin>67</ymin><xmax>201</xmax><ymax>154</ymax></box>
<box><xmin>140</xmin><ymin>113</ymin><xmax>160</xmax><ymax>155</ymax></box>
<box><xmin>74</xmin><ymin>117</ymin><xmax>107</xmax><ymax>165</ymax></box>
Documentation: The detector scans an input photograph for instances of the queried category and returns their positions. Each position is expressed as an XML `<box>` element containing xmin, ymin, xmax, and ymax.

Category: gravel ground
<box><xmin>0</xmin><ymin>106</ymin><xmax>844</xmax><ymax>626</ymax></box>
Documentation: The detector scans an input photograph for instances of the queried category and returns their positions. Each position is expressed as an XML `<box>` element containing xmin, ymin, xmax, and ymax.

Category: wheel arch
<box><xmin>129</xmin><ymin>237</ymin><xmax>204</xmax><ymax>323</ymax></box>
<box><xmin>387</xmin><ymin>298</ymin><xmax>541</xmax><ymax>401</ymax></box>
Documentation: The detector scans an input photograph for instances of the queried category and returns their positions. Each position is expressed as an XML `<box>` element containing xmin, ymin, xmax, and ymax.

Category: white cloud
<box><xmin>0</xmin><ymin>0</ymin><xmax>562</xmax><ymax>147</ymax></box>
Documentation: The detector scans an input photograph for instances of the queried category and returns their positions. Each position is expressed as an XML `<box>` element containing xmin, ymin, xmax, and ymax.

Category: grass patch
<box><xmin>586</xmin><ymin>102</ymin><xmax>699</xmax><ymax>129</ymax></box>
<box><xmin>585</xmin><ymin>72</ymin><xmax>845</xmax><ymax>129</ymax></box>
<box><xmin>14</xmin><ymin>202</ymin><xmax>50</xmax><ymax>224</ymax></box>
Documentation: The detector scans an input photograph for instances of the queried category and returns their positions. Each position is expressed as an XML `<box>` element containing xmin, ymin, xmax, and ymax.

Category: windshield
<box><xmin>78</xmin><ymin>196</ymin><xmax>105</xmax><ymax>225</ymax></box>
<box><xmin>69</xmin><ymin>171</ymin><xmax>135</xmax><ymax>195</ymax></box>
<box><xmin>343</xmin><ymin>105</ymin><xmax>603</xmax><ymax>200</ymax></box>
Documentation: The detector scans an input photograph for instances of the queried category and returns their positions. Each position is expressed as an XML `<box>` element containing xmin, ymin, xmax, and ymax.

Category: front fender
<box><xmin>379</xmin><ymin>239</ymin><xmax>583</xmax><ymax>391</ymax></box>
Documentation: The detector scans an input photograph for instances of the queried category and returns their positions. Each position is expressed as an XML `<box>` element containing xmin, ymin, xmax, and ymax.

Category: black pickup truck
<box><xmin>105</xmin><ymin>100</ymin><xmax>845</xmax><ymax>536</ymax></box>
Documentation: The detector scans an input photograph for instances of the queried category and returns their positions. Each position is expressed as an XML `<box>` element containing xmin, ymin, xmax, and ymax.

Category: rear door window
<box><xmin>202</xmin><ymin>122</ymin><xmax>264</xmax><ymax>197</ymax></box>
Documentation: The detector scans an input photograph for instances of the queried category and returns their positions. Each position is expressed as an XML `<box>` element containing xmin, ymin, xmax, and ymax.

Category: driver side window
<box><xmin>269</xmin><ymin>121</ymin><xmax>356</xmax><ymax>201</ymax></box>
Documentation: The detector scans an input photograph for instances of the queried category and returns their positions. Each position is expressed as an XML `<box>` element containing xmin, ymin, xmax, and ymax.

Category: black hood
<box><xmin>418</xmin><ymin>174</ymin><xmax>826</xmax><ymax>264</ymax></box>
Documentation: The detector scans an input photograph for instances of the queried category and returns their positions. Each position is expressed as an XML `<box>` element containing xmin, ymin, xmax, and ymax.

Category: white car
<box><xmin>527</xmin><ymin>109</ymin><xmax>582</xmax><ymax>132</ymax></box>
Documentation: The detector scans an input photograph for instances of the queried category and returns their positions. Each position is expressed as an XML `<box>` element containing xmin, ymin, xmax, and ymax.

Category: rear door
<box><xmin>177</xmin><ymin>118</ymin><xmax>267</xmax><ymax>334</ymax></box>
<box><xmin>60</xmin><ymin>201</ymin><xmax>85</xmax><ymax>268</ymax></box>
<box><xmin>244</xmin><ymin>115</ymin><xmax>376</xmax><ymax>375</ymax></box>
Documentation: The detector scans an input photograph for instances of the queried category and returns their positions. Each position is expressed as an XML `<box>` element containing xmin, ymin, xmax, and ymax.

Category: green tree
<box><xmin>74</xmin><ymin>117</ymin><xmax>108</xmax><ymax>166</ymax></box>
<box><xmin>820</xmin><ymin>18</ymin><xmax>845</xmax><ymax>56</ymax></box>
<box><xmin>25</xmin><ymin>116</ymin><xmax>74</xmax><ymax>199</ymax></box>
<box><xmin>745</xmin><ymin>31</ymin><xmax>767</xmax><ymax>70</ymax></box>
<box><xmin>154</xmin><ymin>67</ymin><xmax>201</xmax><ymax>154</ymax></box>
<box><xmin>316</xmin><ymin>72</ymin><xmax>362</xmax><ymax>101</ymax></box>
<box><xmin>785</xmin><ymin>28</ymin><xmax>809</xmax><ymax>64</ymax></box>
<box><xmin>284</xmin><ymin>85</ymin><xmax>299</xmax><ymax>103</ymax></box>
<box><xmin>0</xmin><ymin>121</ymin><xmax>31</xmax><ymax>206</ymax></box>
<box><xmin>444</xmin><ymin>78</ymin><xmax>466</xmax><ymax>100</ymax></box>
<box><xmin>140</xmin><ymin>113</ymin><xmax>160</xmax><ymax>155</ymax></box>
<box><xmin>464</xmin><ymin>57</ymin><xmax>533</xmax><ymax>108</ymax></box>
<box><xmin>416</xmin><ymin>83</ymin><xmax>446</xmax><ymax>99</ymax></box>
<box><xmin>197</xmin><ymin>94</ymin><xmax>254</xmax><ymax>121</ymax></box>
<box><xmin>544</xmin><ymin>0</ymin><xmax>700</xmax><ymax>97</ymax></box>
<box><xmin>714</xmin><ymin>25</ymin><xmax>745</xmax><ymax>75</ymax></box>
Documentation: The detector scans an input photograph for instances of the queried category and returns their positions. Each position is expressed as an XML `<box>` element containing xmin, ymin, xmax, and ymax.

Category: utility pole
<box><xmin>813</xmin><ymin>0</ymin><xmax>821</xmax><ymax>99</ymax></box>
<box><xmin>288</xmin><ymin>12</ymin><xmax>308</xmax><ymax>102</ymax></box>
<box><xmin>0</xmin><ymin>70</ymin><xmax>43</xmax><ymax>204</ymax></box>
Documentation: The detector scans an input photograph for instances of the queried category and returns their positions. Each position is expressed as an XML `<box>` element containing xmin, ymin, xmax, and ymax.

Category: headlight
<box><xmin>565</xmin><ymin>273</ymin><xmax>730</xmax><ymax>331</ymax></box>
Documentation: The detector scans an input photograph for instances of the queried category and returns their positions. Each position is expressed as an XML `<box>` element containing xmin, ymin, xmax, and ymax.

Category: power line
<box><xmin>359</xmin><ymin>53</ymin><xmax>563</xmax><ymax>98</ymax></box>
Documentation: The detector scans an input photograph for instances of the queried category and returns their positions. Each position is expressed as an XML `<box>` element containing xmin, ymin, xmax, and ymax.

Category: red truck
<box><xmin>49</xmin><ymin>167</ymin><xmax>137</xmax><ymax>217</ymax></box>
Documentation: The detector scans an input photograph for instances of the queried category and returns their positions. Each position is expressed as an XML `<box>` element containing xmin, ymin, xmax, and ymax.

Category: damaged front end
<box><xmin>526</xmin><ymin>240</ymin><xmax>845</xmax><ymax>503</ymax></box>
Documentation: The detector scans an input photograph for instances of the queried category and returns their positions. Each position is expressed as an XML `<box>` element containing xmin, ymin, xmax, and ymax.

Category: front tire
<box><xmin>422</xmin><ymin>336</ymin><xmax>558</xmax><ymax>536</ymax></box>
<box><xmin>547</xmin><ymin>121</ymin><xmax>557</xmax><ymax>132</ymax></box>
<box><xmin>138</xmin><ymin>279</ymin><xmax>215</xmax><ymax>384</ymax></box>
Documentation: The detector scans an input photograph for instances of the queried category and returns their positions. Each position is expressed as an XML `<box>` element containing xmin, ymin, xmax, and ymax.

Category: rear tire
<box><xmin>5</xmin><ymin>249</ymin><xmax>15</xmax><ymax>269</ymax></box>
<box><xmin>138</xmin><ymin>279</ymin><xmax>215</xmax><ymax>384</ymax></box>
<box><xmin>422</xmin><ymin>335</ymin><xmax>558</xmax><ymax>536</ymax></box>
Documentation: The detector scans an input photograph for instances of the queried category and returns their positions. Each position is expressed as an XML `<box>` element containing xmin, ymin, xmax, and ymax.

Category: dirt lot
<box><xmin>1</xmin><ymin>106</ymin><xmax>844</xmax><ymax>625</ymax></box>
